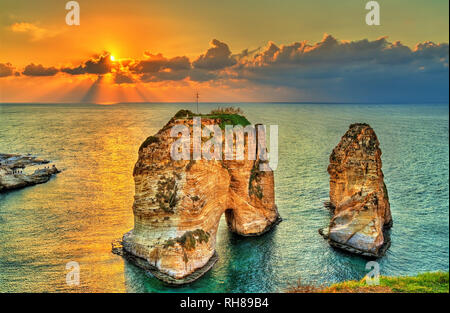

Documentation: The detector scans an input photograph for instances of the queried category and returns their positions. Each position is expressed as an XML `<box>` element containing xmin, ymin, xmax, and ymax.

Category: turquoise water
<box><xmin>0</xmin><ymin>103</ymin><xmax>448</xmax><ymax>292</ymax></box>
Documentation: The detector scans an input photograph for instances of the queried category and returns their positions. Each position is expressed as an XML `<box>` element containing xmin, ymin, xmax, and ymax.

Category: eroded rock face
<box><xmin>121</xmin><ymin>111</ymin><xmax>280</xmax><ymax>282</ymax></box>
<box><xmin>323</xmin><ymin>123</ymin><xmax>392</xmax><ymax>257</ymax></box>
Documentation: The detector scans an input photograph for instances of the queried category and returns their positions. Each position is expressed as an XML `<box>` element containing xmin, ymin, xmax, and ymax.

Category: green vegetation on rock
<box><xmin>173</xmin><ymin>108</ymin><xmax>251</xmax><ymax>130</ymax></box>
<box><xmin>288</xmin><ymin>271</ymin><xmax>449</xmax><ymax>293</ymax></box>
<box><xmin>163</xmin><ymin>229</ymin><xmax>210</xmax><ymax>251</ymax></box>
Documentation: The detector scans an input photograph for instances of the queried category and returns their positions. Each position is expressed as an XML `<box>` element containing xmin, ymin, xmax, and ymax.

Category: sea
<box><xmin>0</xmin><ymin>102</ymin><xmax>448</xmax><ymax>292</ymax></box>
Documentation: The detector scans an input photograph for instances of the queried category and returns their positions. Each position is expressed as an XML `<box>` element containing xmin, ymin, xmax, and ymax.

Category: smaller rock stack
<box><xmin>321</xmin><ymin>123</ymin><xmax>392</xmax><ymax>257</ymax></box>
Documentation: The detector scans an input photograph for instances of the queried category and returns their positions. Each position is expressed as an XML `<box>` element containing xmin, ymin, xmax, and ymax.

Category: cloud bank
<box><xmin>1</xmin><ymin>35</ymin><xmax>448</xmax><ymax>102</ymax></box>
<box><xmin>192</xmin><ymin>39</ymin><xmax>237</xmax><ymax>70</ymax></box>
<box><xmin>61</xmin><ymin>54</ymin><xmax>112</xmax><ymax>75</ymax></box>
<box><xmin>0</xmin><ymin>63</ymin><xmax>15</xmax><ymax>77</ymax></box>
<box><xmin>22</xmin><ymin>63</ymin><xmax>58</xmax><ymax>76</ymax></box>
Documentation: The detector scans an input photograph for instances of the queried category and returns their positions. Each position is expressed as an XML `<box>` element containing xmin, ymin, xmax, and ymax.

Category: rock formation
<box><xmin>320</xmin><ymin>123</ymin><xmax>392</xmax><ymax>258</ymax></box>
<box><xmin>0</xmin><ymin>153</ymin><xmax>60</xmax><ymax>192</ymax></box>
<box><xmin>119</xmin><ymin>110</ymin><xmax>280</xmax><ymax>284</ymax></box>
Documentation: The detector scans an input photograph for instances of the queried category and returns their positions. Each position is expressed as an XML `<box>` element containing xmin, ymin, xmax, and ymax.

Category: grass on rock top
<box><xmin>173</xmin><ymin>109</ymin><xmax>251</xmax><ymax>130</ymax></box>
<box><xmin>139</xmin><ymin>108</ymin><xmax>251</xmax><ymax>151</ymax></box>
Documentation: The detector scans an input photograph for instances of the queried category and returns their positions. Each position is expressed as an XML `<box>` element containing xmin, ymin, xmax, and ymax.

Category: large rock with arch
<box><xmin>120</xmin><ymin>110</ymin><xmax>280</xmax><ymax>284</ymax></box>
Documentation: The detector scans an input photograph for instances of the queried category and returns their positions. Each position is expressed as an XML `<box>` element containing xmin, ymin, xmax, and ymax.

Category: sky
<box><xmin>0</xmin><ymin>0</ymin><xmax>448</xmax><ymax>103</ymax></box>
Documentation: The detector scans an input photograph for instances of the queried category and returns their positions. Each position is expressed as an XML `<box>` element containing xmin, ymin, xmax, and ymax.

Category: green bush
<box><xmin>172</xmin><ymin>108</ymin><xmax>251</xmax><ymax>130</ymax></box>
<box><xmin>163</xmin><ymin>229</ymin><xmax>210</xmax><ymax>251</ymax></box>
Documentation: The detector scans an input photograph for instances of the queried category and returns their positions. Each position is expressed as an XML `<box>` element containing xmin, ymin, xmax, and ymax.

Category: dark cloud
<box><xmin>130</xmin><ymin>53</ymin><xmax>191</xmax><ymax>82</ymax></box>
<box><xmin>22</xmin><ymin>63</ymin><xmax>58</xmax><ymax>76</ymax></box>
<box><xmin>61</xmin><ymin>54</ymin><xmax>112</xmax><ymax>75</ymax></box>
<box><xmin>234</xmin><ymin>34</ymin><xmax>449</xmax><ymax>102</ymax></box>
<box><xmin>193</xmin><ymin>39</ymin><xmax>237</xmax><ymax>70</ymax></box>
<box><xmin>232</xmin><ymin>47</ymin><xmax>260</xmax><ymax>60</ymax></box>
<box><xmin>114</xmin><ymin>72</ymin><xmax>134</xmax><ymax>84</ymax></box>
<box><xmin>188</xmin><ymin>68</ymin><xmax>219</xmax><ymax>82</ymax></box>
<box><xmin>414</xmin><ymin>41</ymin><xmax>449</xmax><ymax>61</ymax></box>
<box><xmin>140</xmin><ymin>70</ymin><xmax>190</xmax><ymax>83</ymax></box>
<box><xmin>0</xmin><ymin>63</ymin><xmax>14</xmax><ymax>77</ymax></box>
<box><xmin>130</xmin><ymin>53</ymin><xmax>191</xmax><ymax>74</ymax></box>
<box><xmin>130</xmin><ymin>53</ymin><xmax>166</xmax><ymax>73</ymax></box>
<box><xmin>245</xmin><ymin>34</ymin><xmax>449</xmax><ymax>69</ymax></box>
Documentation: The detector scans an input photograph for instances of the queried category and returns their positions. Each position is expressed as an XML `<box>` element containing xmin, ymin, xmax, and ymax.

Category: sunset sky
<box><xmin>0</xmin><ymin>0</ymin><xmax>448</xmax><ymax>103</ymax></box>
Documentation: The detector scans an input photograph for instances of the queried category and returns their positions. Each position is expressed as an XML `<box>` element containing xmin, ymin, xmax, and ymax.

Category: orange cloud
<box><xmin>0</xmin><ymin>63</ymin><xmax>15</xmax><ymax>77</ymax></box>
<box><xmin>10</xmin><ymin>22</ymin><xmax>62</xmax><ymax>41</ymax></box>
<box><xmin>22</xmin><ymin>63</ymin><xmax>58</xmax><ymax>76</ymax></box>
<box><xmin>61</xmin><ymin>53</ymin><xmax>113</xmax><ymax>75</ymax></box>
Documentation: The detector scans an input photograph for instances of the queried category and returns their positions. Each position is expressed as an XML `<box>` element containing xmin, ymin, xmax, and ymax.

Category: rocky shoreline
<box><xmin>0</xmin><ymin>153</ymin><xmax>60</xmax><ymax>192</ymax></box>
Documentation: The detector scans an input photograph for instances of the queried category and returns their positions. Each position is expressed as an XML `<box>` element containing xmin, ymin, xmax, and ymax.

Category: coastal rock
<box><xmin>321</xmin><ymin>123</ymin><xmax>392</xmax><ymax>257</ymax></box>
<box><xmin>0</xmin><ymin>153</ymin><xmax>60</xmax><ymax>192</ymax></box>
<box><xmin>120</xmin><ymin>110</ymin><xmax>280</xmax><ymax>283</ymax></box>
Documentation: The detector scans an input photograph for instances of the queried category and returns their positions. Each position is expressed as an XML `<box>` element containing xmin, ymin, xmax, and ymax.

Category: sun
<box><xmin>110</xmin><ymin>55</ymin><xmax>116</xmax><ymax>61</ymax></box>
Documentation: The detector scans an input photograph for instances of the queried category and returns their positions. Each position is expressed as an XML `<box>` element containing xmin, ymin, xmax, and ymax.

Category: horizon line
<box><xmin>0</xmin><ymin>101</ymin><xmax>449</xmax><ymax>106</ymax></box>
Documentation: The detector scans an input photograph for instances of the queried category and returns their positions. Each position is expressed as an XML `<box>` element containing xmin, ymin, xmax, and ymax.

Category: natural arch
<box><xmin>120</xmin><ymin>111</ymin><xmax>280</xmax><ymax>284</ymax></box>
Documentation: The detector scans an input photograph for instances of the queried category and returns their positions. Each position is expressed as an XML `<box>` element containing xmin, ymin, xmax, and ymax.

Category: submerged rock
<box><xmin>118</xmin><ymin>110</ymin><xmax>280</xmax><ymax>284</ymax></box>
<box><xmin>321</xmin><ymin>123</ymin><xmax>392</xmax><ymax>258</ymax></box>
<box><xmin>0</xmin><ymin>153</ymin><xmax>60</xmax><ymax>192</ymax></box>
